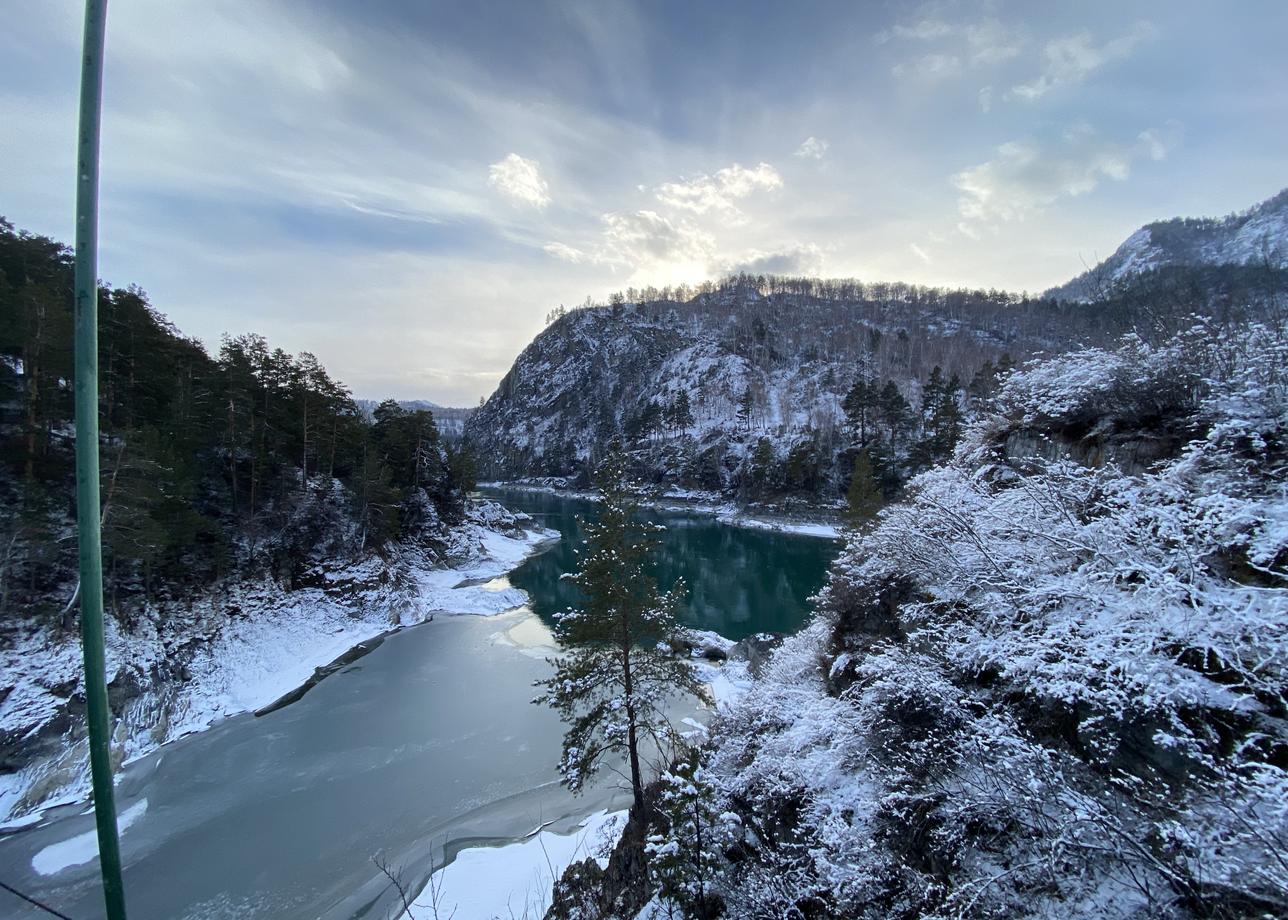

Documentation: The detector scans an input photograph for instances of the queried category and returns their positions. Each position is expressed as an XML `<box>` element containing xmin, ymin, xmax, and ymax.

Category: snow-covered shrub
<box><xmin>645</xmin><ymin>749</ymin><xmax>728</xmax><ymax>919</ymax></box>
<box><xmin>691</xmin><ymin>324</ymin><xmax>1288</xmax><ymax>918</ymax></box>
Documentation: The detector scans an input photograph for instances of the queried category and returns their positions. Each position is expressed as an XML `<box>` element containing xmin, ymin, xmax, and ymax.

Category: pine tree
<box><xmin>445</xmin><ymin>442</ymin><xmax>478</xmax><ymax>493</ymax></box>
<box><xmin>931</xmin><ymin>373</ymin><xmax>964</xmax><ymax>460</ymax></box>
<box><xmin>536</xmin><ymin>449</ymin><xmax>707</xmax><ymax>814</ymax></box>
<box><xmin>646</xmin><ymin>747</ymin><xmax>725</xmax><ymax>919</ymax></box>
<box><xmin>736</xmin><ymin>387</ymin><xmax>754</xmax><ymax>431</ymax></box>
<box><xmin>747</xmin><ymin>437</ymin><xmax>776</xmax><ymax>499</ymax></box>
<box><xmin>921</xmin><ymin>365</ymin><xmax>945</xmax><ymax>429</ymax></box>
<box><xmin>968</xmin><ymin>359</ymin><xmax>999</xmax><ymax>409</ymax></box>
<box><xmin>843</xmin><ymin>375</ymin><xmax>876</xmax><ymax>445</ymax></box>
<box><xmin>845</xmin><ymin>449</ymin><xmax>883</xmax><ymax>525</ymax></box>
<box><xmin>671</xmin><ymin>389</ymin><xmax>694</xmax><ymax>435</ymax></box>
<box><xmin>879</xmin><ymin>380</ymin><xmax>910</xmax><ymax>443</ymax></box>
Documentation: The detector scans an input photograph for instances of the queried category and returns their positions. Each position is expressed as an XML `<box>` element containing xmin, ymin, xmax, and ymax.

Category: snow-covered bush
<box><xmin>645</xmin><ymin>749</ymin><xmax>728</xmax><ymax>919</ymax></box>
<box><xmin>689</xmin><ymin>324</ymin><xmax>1288</xmax><ymax>918</ymax></box>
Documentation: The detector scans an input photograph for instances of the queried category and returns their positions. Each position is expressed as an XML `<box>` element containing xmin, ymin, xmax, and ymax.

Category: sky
<box><xmin>2</xmin><ymin>1</ymin><xmax>1286</xmax><ymax>405</ymax></box>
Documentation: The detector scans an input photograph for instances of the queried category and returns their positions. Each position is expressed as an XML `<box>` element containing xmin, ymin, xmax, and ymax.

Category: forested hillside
<box><xmin>465</xmin><ymin>259</ymin><xmax>1285</xmax><ymax>510</ymax></box>
<box><xmin>0</xmin><ymin>217</ymin><xmax>475</xmax><ymax>629</ymax></box>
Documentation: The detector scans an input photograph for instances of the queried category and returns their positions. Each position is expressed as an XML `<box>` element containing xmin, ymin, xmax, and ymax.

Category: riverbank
<box><xmin>0</xmin><ymin>500</ymin><xmax>557</xmax><ymax>825</ymax></box>
<box><xmin>479</xmin><ymin>481</ymin><xmax>845</xmax><ymax>540</ymax></box>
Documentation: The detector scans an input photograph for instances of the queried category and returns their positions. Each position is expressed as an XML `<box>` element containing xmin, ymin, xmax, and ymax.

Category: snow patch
<box><xmin>31</xmin><ymin>798</ymin><xmax>148</xmax><ymax>876</ymax></box>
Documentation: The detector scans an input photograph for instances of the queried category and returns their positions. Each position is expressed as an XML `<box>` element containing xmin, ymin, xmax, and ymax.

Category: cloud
<box><xmin>953</xmin><ymin>125</ymin><xmax>1175</xmax><ymax>227</ymax></box>
<box><xmin>884</xmin><ymin>19</ymin><xmax>952</xmax><ymax>42</ymax></box>
<box><xmin>885</xmin><ymin>16</ymin><xmax>1022</xmax><ymax>77</ymax></box>
<box><xmin>1010</xmin><ymin>22</ymin><xmax>1156</xmax><ymax>101</ymax></box>
<box><xmin>1136</xmin><ymin>127</ymin><xmax>1172</xmax><ymax>161</ymax></box>
<box><xmin>488</xmin><ymin>153</ymin><xmax>551</xmax><ymax>207</ymax></box>
<box><xmin>794</xmin><ymin>136</ymin><xmax>829</xmax><ymax>160</ymax></box>
<box><xmin>655</xmin><ymin>162</ymin><xmax>782</xmax><ymax>214</ymax></box>
<box><xmin>717</xmin><ymin>243</ymin><xmax>824</xmax><ymax>277</ymax></box>
<box><xmin>601</xmin><ymin>210</ymin><xmax>715</xmax><ymax>267</ymax></box>
<box><xmin>909</xmin><ymin>243</ymin><xmax>931</xmax><ymax>264</ymax></box>
<box><xmin>963</xmin><ymin>21</ymin><xmax>1023</xmax><ymax>66</ymax></box>
<box><xmin>978</xmin><ymin>86</ymin><xmax>994</xmax><ymax>112</ymax></box>
<box><xmin>542</xmin><ymin>241</ymin><xmax>588</xmax><ymax>263</ymax></box>
<box><xmin>892</xmin><ymin>53</ymin><xmax>962</xmax><ymax>82</ymax></box>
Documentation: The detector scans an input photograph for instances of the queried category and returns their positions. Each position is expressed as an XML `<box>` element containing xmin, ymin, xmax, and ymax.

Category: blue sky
<box><xmin>2</xmin><ymin>0</ymin><xmax>1285</xmax><ymax>404</ymax></box>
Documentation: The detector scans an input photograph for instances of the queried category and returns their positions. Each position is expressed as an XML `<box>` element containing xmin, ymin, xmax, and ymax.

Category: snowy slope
<box><xmin>465</xmin><ymin>288</ymin><xmax>1062</xmax><ymax>492</ymax></box>
<box><xmin>686</xmin><ymin>323</ymin><xmax>1288</xmax><ymax>917</ymax></box>
<box><xmin>1048</xmin><ymin>187</ymin><xmax>1288</xmax><ymax>301</ymax></box>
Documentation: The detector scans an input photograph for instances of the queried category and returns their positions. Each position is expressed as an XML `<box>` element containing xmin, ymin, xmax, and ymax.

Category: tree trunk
<box><xmin>227</xmin><ymin>398</ymin><xmax>238</xmax><ymax>518</ymax></box>
<box><xmin>22</xmin><ymin>304</ymin><xmax>42</xmax><ymax>481</ymax></box>
<box><xmin>301</xmin><ymin>394</ymin><xmax>309</xmax><ymax>487</ymax></box>
<box><xmin>621</xmin><ymin>633</ymin><xmax>646</xmax><ymax>815</ymax></box>
<box><xmin>327</xmin><ymin>416</ymin><xmax>338</xmax><ymax>483</ymax></box>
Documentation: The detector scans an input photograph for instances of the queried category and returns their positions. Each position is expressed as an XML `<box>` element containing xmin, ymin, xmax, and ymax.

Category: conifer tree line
<box><xmin>837</xmin><ymin>353</ymin><xmax>1015</xmax><ymax>524</ymax></box>
<box><xmin>0</xmin><ymin>218</ymin><xmax>475</xmax><ymax>626</ymax></box>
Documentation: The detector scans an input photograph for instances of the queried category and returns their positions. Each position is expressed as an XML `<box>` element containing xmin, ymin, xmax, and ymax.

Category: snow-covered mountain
<box><xmin>464</xmin><ymin>282</ymin><xmax>1056</xmax><ymax>493</ymax></box>
<box><xmin>1047</xmin><ymin>187</ymin><xmax>1288</xmax><ymax>301</ymax></box>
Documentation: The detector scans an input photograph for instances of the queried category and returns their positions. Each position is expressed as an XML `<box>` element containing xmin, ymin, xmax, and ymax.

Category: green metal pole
<box><xmin>73</xmin><ymin>2</ymin><xmax>128</xmax><ymax>918</ymax></box>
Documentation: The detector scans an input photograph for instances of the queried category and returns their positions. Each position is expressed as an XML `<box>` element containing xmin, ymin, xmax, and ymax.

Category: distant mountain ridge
<box><xmin>1046</xmin><ymin>187</ymin><xmax>1288</xmax><ymax>301</ymax></box>
<box><xmin>355</xmin><ymin>398</ymin><xmax>474</xmax><ymax>438</ymax></box>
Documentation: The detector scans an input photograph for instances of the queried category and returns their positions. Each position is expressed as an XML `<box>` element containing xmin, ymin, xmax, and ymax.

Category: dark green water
<box><xmin>486</xmin><ymin>488</ymin><xmax>842</xmax><ymax>641</ymax></box>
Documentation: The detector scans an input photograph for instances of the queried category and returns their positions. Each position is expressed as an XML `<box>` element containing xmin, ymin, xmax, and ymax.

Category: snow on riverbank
<box><xmin>482</xmin><ymin>481</ymin><xmax>843</xmax><ymax>540</ymax></box>
<box><xmin>400</xmin><ymin>810</ymin><xmax>628</xmax><ymax>920</ymax></box>
<box><xmin>0</xmin><ymin>502</ymin><xmax>557</xmax><ymax>823</ymax></box>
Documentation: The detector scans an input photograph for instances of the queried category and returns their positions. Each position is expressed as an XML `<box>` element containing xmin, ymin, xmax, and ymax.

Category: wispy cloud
<box><xmin>892</xmin><ymin>53</ymin><xmax>962</xmax><ymax>83</ymax></box>
<box><xmin>1009</xmin><ymin>22</ymin><xmax>1156</xmax><ymax>101</ymax></box>
<box><xmin>880</xmin><ymin>19</ymin><xmax>953</xmax><ymax>42</ymax></box>
<box><xmin>885</xmin><ymin>14</ymin><xmax>1022</xmax><ymax>80</ymax></box>
<box><xmin>1</xmin><ymin>0</ymin><xmax>1276</xmax><ymax>403</ymax></box>
<box><xmin>600</xmin><ymin>210</ymin><xmax>716</xmax><ymax>282</ymax></box>
<box><xmin>542</xmin><ymin>241</ymin><xmax>588</xmax><ymax>263</ymax></box>
<box><xmin>794</xmin><ymin>137</ymin><xmax>829</xmax><ymax>160</ymax></box>
<box><xmin>953</xmin><ymin>124</ymin><xmax>1177</xmax><ymax>228</ymax></box>
<box><xmin>962</xmin><ymin>20</ymin><xmax>1023</xmax><ymax>66</ymax></box>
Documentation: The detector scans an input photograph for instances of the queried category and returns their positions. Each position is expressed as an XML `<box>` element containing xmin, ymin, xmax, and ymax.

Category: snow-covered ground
<box><xmin>689</xmin><ymin>324</ymin><xmax>1288</xmax><ymax>916</ymax></box>
<box><xmin>0</xmin><ymin>502</ymin><xmax>558</xmax><ymax>823</ymax></box>
<box><xmin>400</xmin><ymin>810</ymin><xmax>628</xmax><ymax>920</ymax></box>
